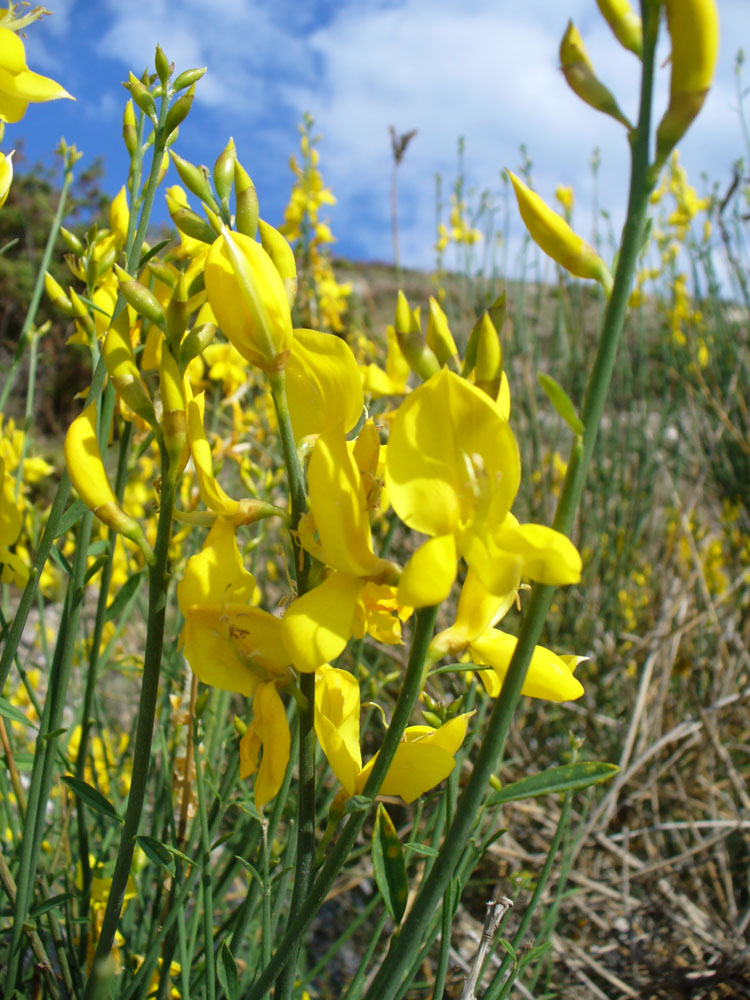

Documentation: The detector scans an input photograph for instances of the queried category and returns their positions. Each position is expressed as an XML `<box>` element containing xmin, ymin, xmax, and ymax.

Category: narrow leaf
<box><xmin>135</xmin><ymin>835</ymin><xmax>176</xmax><ymax>877</ymax></box>
<box><xmin>538</xmin><ymin>373</ymin><xmax>585</xmax><ymax>435</ymax></box>
<box><xmin>139</xmin><ymin>239</ymin><xmax>171</xmax><ymax>270</ymax></box>
<box><xmin>54</xmin><ymin>499</ymin><xmax>87</xmax><ymax>539</ymax></box>
<box><xmin>61</xmin><ymin>775</ymin><xmax>121</xmax><ymax>823</ymax></box>
<box><xmin>372</xmin><ymin>803</ymin><xmax>408</xmax><ymax>924</ymax></box>
<box><xmin>404</xmin><ymin>842</ymin><xmax>439</xmax><ymax>858</ymax></box>
<box><xmin>217</xmin><ymin>940</ymin><xmax>239</xmax><ymax>999</ymax></box>
<box><xmin>487</xmin><ymin>762</ymin><xmax>618</xmax><ymax>808</ymax></box>
<box><xmin>0</xmin><ymin>696</ymin><xmax>37</xmax><ymax>729</ymax></box>
<box><xmin>29</xmin><ymin>892</ymin><xmax>74</xmax><ymax>919</ymax></box>
<box><xmin>235</xmin><ymin>855</ymin><xmax>263</xmax><ymax>887</ymax></box>
<box><xmin>104</xmin><ymin>571</ymin><xmax>144</xmax><ymax>623</ymax></box>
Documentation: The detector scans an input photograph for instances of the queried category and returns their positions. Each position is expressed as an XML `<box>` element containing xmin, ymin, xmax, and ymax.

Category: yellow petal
<box><xmin>357</xmin><ymin>742</ymin><xmax>456</xmax><ymax>804</ymax></box>
<box><xmin>186</xmin><ymin>391</ymin><xmax>240</xmax><ymax>516</ymax></box>
<box><xmin>470</xmin><ymin>629</ymin><xmax>584</xmax><ymax>702</ymax></box>
<box><xmin>397</xmin><ymin>534</ymin><xmax>456</xmax><ymax>608</ymax></box>
<box><xmin>181</xmin><ymin>606</ymin><xmax>261</xmax><ymax>697</ymax></box>
<box><xmin>176</xmin><ymin>517</ymin><xmax>256</xmax><ymax>612</ymax></box>
<box><xmin>281</xmin><ymin>570</ymin><xmax>360</xmax><ymax>673</ymax></box>
<box><xmin>493</xmin><ymin>518</ymin><xmax>582</xmax><ymax>585</ymax></box>
<box><xmin>314</xmin><ymin>665</ymin><xmax>362</xmax><ymax>795</ymax></box>
<box><xmin>250</xmin><ymin>682</ymin><xmax>291</xmax><ymax>809</ymax></box>
<box><xmin>386</xmin><ymin>367</ymin><xmax>520</xmax><ymax>542</ymax></box>
<box><xmin>286</xmin><ymin>328</ymin><xmax>363</xmax><ymax>440</ymax></box>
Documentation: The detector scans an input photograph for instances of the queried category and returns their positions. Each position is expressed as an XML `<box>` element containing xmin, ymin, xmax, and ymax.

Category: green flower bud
<box><xmin>170</xmin><ymin>207</ymin><xmax>217</xmax><ymax>245</ymax></box>
<box><xmin>213</xmin><ymin>137</ymin><xmax>236</xmax><ymax>214</ymax></box>
<box><xmin>154</xmin><ymin>44</ymin><xmax>172</xmax><ymax>86</ymax></box>
<box><xmin>114</xmin><ymin>263</ymin><xmax>167</xmax><ymax>329</ymax></box>
<box><xmin>164</xmin><ymin>85</ymin><xmax>195</xmax><ymax>138</ymax></box>
<box><xmin>180</xmin><ymin>322</ymin><xmax>217</xmax><ymax>366</ymax></box>
<box><xmin>173</xmin><ymin>66</ymin><xmax>207</xmax><ymax>92</ymax></box>
<box><xmin>234</xmin><ymin>160</ymin><xmax>259</xmax><ymax>238</ymax></box>
<box><xmin>124</xmin><ymin>71</ymin><xmax>157</xmax><ymax>124</ymax></box>
<box><xmin>169</xmin><ymin>151</ymin><xmax>220</xmax><ymax>212</ymax></box>
<box><xmin>60</xmin><ymin>226</ymin><xmax>83</xmax><ymax>256</ymax></box>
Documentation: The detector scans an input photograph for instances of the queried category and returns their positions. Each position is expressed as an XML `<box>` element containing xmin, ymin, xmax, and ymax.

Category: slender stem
<box><xmin>361</xmin><ymin>10</ymin><xmax>659</xmax><ymax>999</ymax></box>
<box><xmin>194</xmin><ymin>728</ymin><xmax>217</xmax><ymax>1000</ymax></box>
<box><xmin>246</xmin><ymin>604</ymin><xmax>439</xmax><ymax>1000</ymax></box>
<box><xmin>4</xmin><ymin>508</ymin><xmax>94</xmax><ymax>997</ymax></box>
<box><xmin>268</xmin><ymin>370</ymin><xmax>316</xmax><ymax>999</ymax></box>
<box><xmin>83</xmin><ymin>461</ymin><xmax>176</xmax><ymax>998</ymax></box>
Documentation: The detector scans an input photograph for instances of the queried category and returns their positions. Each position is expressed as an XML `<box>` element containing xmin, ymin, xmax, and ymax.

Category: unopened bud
<box><xmin>60</xmin><ymin>226</ymin><xmax>83</xmax><ymax>257</ymax></box>
<box><xmin>102</xmin><ymin>312</ymin><xmax>156</xmax><ymax>426</ymax></box>
<box><xmin>122</xmin><ymin>99</ymin><xmax>139</xmax><ymax>158</ymax></box>
<box><xmin>234</xmin><ymin>160</ymin><xmax>259</xmax><ymax>238</ymax></box>
<box><xmin>164</xmin><ymin>85</ymin><xmax>194</xmax><ymax>137</ymax></box>
<box><xmin>595</xmin><ymin>0</ymin><xmax>642</xmax><ymax>57</ymax></box>
<box><xmin>124</xmin><ymin>72</ymin><xmax>157</xmax><ymax>125</ymax></box>
<box><xmin>170</xmin><ymin>207</ymin><xmax>217</xmax><ymax>245</ymax></box>
<box><xmin>213</xmin><ymin>137</ymin><xmax>236</xmax><ymax>213</ymax></box>
<box><xmin>393</xmin><ymin>290</ymin><xmax>440</xmax><ymax>382</ymax></box>
<box><xmin>560</xmin><ymin>21</ymin><xmax>631</xmax><ymax>129</ymax></box>
<box><xmin>154</xmin><ymin>44</ymin><xmax>172</xmax><ymax>86</ymax></box>
<box><xmin>173</xmin><ymin>67</ymin><xmax>207</xmax><ymax>92</ymax></box>
<box><xmin>180</xmin><ymin>322</ymin><xmax>217</xmax><ymax>366</ymax></box>
<box><xmin>44</xmin><ymin>272</ymin><xmax>73</xmax><ymax>316</ymax></box>
<box><xmin>258</xmin><ymin>219</ymin><xmax>297</xmax><ymax>306</ymax></box>
<box><xmin>169</xmin><ymin>151</ymin><xmax>219</xmax><ymax>212</ymax></box>
<box><xmin>426</xmin><ymin>297</ymin><xmax>458</xmax><ymax>367</ymax></box>
<box><xmin>507</xmin><ymin>171</ymin><xmax>613</xmax><ymax>294</ymax></box>
<box><xmin>114</xmin><ymin>263</ymin><xmax>167</xmax><ymax>329</ymax></box>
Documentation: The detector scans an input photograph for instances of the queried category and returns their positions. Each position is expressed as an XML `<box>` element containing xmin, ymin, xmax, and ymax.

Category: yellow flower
<box><xmin>386</xmin><ymin>369</ymin><xmax>581</xmax><ymax>601</ymax></box>
<box><xmin>595</xmin><ymin>0</ymin><xmax>642</xmax><ymax>57</ymax></box>
<box><xmin>204</xmin><ymin>227</ymin><xmax>294</xmax><ymax>373</ymax></box>
<box><xmin>0</xmin><ymin>26</ymin><xmax>73</xmax><ymax>125</ymax></box>
<box><xmin>315</xmin><ymin>665</ymin><xmax>472</xmax><ymax>804</ymax></box>
<box><xmin>285</xmin><ymin>328</ymin><xmax>363</xmax><ymax>442</ymax></box>
<box><xmin>177</xmin><ymin>518</ymin><xmax>288</xmax><ymax>696</ymax></box>
<box><xmin>560</xmin><ymin>20</ymin><xmax>631</xmax><ymax>128</ymax></box>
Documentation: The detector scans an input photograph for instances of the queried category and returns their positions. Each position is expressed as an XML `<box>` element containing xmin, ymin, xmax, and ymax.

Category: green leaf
<box><xmin>217</xmin><ymin>940</ymin><xmax>239</xmax><ymax>999</ymax></box>
<box><xmin>497</xmin><ymin>937</ymin><xmax>516</xmax><ymax>960</ymax></box>
<box><xmin>54</xmin><ymin>499</ymin><xmax>87</xmax><ymax>539</ymax></box>
<box><xmin>0</xmin><ymin>696</ymin><xmax>37</xmax><ymax>729</ymax></box>
<box><xmin>487</xmin><ymin>762</ymin><xmax>618</xmax><ymax>808</ymax></box>
<box><xmin>372</xmin><ymin>803</ymin><xmax>408</xmax><ymax>924</ymax></box>
<box><xmin>104</xmin><ymin>571</ymin><xmax>145</xmax><ymax>623</ymax></box>
<box><xmin>84</xmin><ymin>556</ymin><xmax>108</xmax><ymax>585</ymax></box>
<box><xmin>29</xmin><ymin>892</ymin><xmax>74</xmax><ymax>920</ymax></box>
<box><xmin>61</xmin><ymin>775</ymin><xmax>122</xmax><ymax>824</ymax></box>
<box><xmin>235</xmin><ymin>855</ymin><xmax>263</xmax><ymax>887</ymax></box>
<box><xmin>404</xmin><ymin>842</ymin><xmax>439</xmax><ymax>858</ymax></box>
<box><xmin>538</xmin><ymin>373</ymin><xmax>585</xmax><ymax>435</ymax></box>
<box><xmin>139</xmin><ymin>239</ymin><xmax>171</xmax><ymax>271</ymax></box>
<box><xmin>49</xmin><ymin>544</ymin><xmax>73</xmax><ymax>577</ymax></box>
<box><xmin>135</xmin><ymin>835</ymin><xmax>176</xmax><ymax>877</ymax></box>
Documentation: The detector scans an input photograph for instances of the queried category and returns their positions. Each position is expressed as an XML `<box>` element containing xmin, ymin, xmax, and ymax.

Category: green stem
<box><xmin>83</xmin><ymin>461</ymin><xmax>177</xmax><ymax>998</ymax></box>
<box><xmin>268</xmin><ymin>370</ymin><xmax>316</xmax><ymax>1000</ymax></box>
<box><xmin>361</xmin><ymin>9</ymin><xmax>659</xmax><ymax>998</ymax></box>
<box><xmin>246</xmin><ymin>604</ymin><xmax>439</xmax><ymax>1000</ymax></box>
<box><xmin>194</xmin><ymin>729</ymin><xmax>217</xmax><ymax>1000</ymax></box>
<box><xmin>4</xmin><ymin>509</ymin><xmax>94</xmax><ymax>997</ymax></box>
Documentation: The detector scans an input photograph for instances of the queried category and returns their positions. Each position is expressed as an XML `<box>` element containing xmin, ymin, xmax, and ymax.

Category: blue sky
<box><xmin>11</xmin><ymin>0</ymin><xmax>749</xmax><ymax>272</ymax></box>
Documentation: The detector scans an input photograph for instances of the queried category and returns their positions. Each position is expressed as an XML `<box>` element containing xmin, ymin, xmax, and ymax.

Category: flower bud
<box><xmin>109</xmin><ymin>186</ymin><xmax>129</xmax><ymax>247</ymax></box>
<box><xmin>164</xmin><ymin>85</ymin><xmax>194</xmax><ymax>138</ymax></box>
<box><xmin>44</xmin><ymin>271</ymin><xmax>73</xmax><ymax>316</ymax></box>
<box><xmin>425</xmin><ymin>297</ymin><xmax>458</xmax><ymax>367</ymax></box>
<box><xmin>560</xmin><ymin>21</ymin><xmax>631</xmax><ymax>129</ymax></box>
<box><xmin>213</xmin><ymin>137</ymin><xmax>236</xmax><ymax>213</ymax></box>
<box><xmin>65</xmin><ymin>402</ymin><xmax>154</xmax><ymax>561</ymax></box>
<box><xmin>258</xmin><ymin>219</ymin><xmax>297</xmax><ymax>306</ymax></box>
<box><xmin>507</xmin><ymin>171</ymin><xmax>613</xmax><ymax>294</ymax></box>
<box><xmin>170</xmin><ymin>206</ymin><xmax>217</xmax><ymax>245</ymax></box>
<box><xmin>169</xmin><ymin>151</ymin><xmax>219</xmax><ymax>211</ymax></box>
<box><xmin>60</xmin><ymin>226</ymin><xmax>83</xmax><ymax>257</ymax></box>
<box><xmin>154</xmin><ymin>44</ymin><xmax>172</xmax><ymax>86</ymax></box>
<box><xmin>113</xmin><ymin>263</ymin><xmax>166</xmax><ymax>329</ymax></box>
<box><xmin>393</xmin><ymin>290</ymin><xmax>440</xmax><ymax>382</ymax></box>
<box><xmin>159</xmin><ymin>345</ymin><xmax>188</xmax><ymax>470</ymax></box>
<box><xmin>173</xmin><ymin>67</ymin><xmax>206</xmax><ymax>92</ymax></box>
<box><xmin>655</xmin><ymin>0</ymin><xmax>719</xmax><ymax>169</ymax></box>
<box><xmin>470</xmin><ymin>313</ymin><xmax>503</xmax><ymax>401</ymax></box>
<box><xmin>166</xmin><ymin>269</ymin><xmax>190</xmax><ymax>348</ymax></box>
<box><xmin>595</xmin><ymin>0</ymin><xmax>642</xmax><ymax>57</ymax></box>
<box><xmin>102</xmin><ymin>312</ymin><xmax>156</xmax><ymax>425</ymax></box>
<box><xmin>69</xmin><ymin>288</ymin><xmax>96</xmax><ymax>341</ymax></box>
<box><xmin>180</xmin><ymin>321</ymin><xmax>217</xmax><ymax>366</ymax></box>
<box><xmin>204</xmin><ymin>226</ymin><xmax>293</xmax><ymax>373</ymax></box>
<box><xmin>234</xmin><ymin>160</ymin><xmax>259</xmax><ymax>237</ymax></box>
<box><xmin>124</xmin><ymin>71</ymin><xmax>157</xmax><ymax>124</ymax></box>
